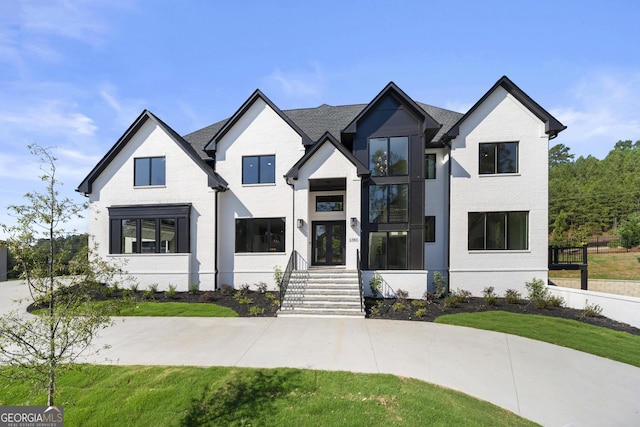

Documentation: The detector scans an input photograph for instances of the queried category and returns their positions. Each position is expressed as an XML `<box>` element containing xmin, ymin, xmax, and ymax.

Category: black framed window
<box><xmin>242</xmin><ymin>155</ymin><xmax>275</xmax><ymax>184</ymax></box>
<box><xmin>134</xmin><ymin>157</ymin><xmax>166</xmax><ymax>186</ymax></box>
<box><xmin>479</xmin><ymin>142</ymin><xmax>518</xmax><ymax>174</ymax></box>
<box><xmin>109</xmin><ymin>205</ymin><xmax>189</xmax><ymax>254</ymax></box>
<box><xmin>368</xmin><ymin>231</ymin><xmax>408</xmax><ymax>270</ymax></box>
<box><xmin>369</xmin><ymin>136</ymin><xmax>408</xmax><ymax>176</ymax></box>
<box><xmin>425</xmin><ymin>216</ymin><xmax>436</xmax><ymax>243</ymax></box>
<box><xmin>425</xmin><ymin>153</ymin><xmax>436</xmax><ymax>179</ymax></box>
<box><xmin>369</xmin><ymin>184</ymin><xmax>408</xmax><ymax>223</ymax></box>
<box><xmin>235</xmin><ymin>217</ymin><xmax>285</xmax><ymax>252</ymax></box>
<box><xmin>468</xmin><ymin>211</ymin><xmax>528</xmax><ymax>250</ymax></box>
<box><xmin>316</xmin><ymin>195</ymin><xmax>343</xmax><ymax>212</ymax></box>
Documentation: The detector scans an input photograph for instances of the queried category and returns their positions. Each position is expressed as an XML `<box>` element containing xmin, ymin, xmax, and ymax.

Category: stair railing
<box><xmin>279</xmin><ymin>250</ymin><xmax>297</xmax><ymax>310</ymax></box>
<box><xmin>357</xmin><ymin>249</ymin><xmax>364</xmax><ymax>311</ymax></box>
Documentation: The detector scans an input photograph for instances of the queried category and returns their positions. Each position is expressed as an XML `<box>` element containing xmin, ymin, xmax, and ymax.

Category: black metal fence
<box><xmin>586</xmin><ymin>236</ymin><xmax>634</xmax><ymax>254</ymax></box>
<box><xmin>549</xmin><ymin>246</ymin><xmax>588</xmax><ymax>265</ymax></box>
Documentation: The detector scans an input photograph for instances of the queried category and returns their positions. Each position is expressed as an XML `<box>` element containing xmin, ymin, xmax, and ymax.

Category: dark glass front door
<box><xmin>312</xmin><ymin>221</ymin><xmax>345</xmax><ymax>266</ymax></box>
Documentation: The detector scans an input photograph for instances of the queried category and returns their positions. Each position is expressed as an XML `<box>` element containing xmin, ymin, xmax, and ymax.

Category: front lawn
<box><xmin>436</xmin><ymin>311</ymin><xmax>640</xmax><ymax>367</ymax></box>
<box><xmin>0</xmin><ymin>365</ymin><xmax>536</xmax><ymax>427</ymax></box>
<box><xmin>117</xmin><ymin>301</ymin><xmax>238</xmax><ymax>317</ymax></box>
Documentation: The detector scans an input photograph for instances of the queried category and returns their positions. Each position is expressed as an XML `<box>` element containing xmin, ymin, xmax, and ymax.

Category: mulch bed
<box><xmin>101</xmin><ymin>287</ymin><xmax>640</xmax><ymax>337</ymax></box>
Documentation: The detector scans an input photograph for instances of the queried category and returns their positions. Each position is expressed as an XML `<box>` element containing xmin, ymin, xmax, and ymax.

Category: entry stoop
<box><xmin>277</xmin><ymin>269</ymin><xmax>365</xmax><ymax>318</ymax></box>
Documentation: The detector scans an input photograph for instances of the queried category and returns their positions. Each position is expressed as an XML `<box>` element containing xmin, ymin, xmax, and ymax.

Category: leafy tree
<box><xmin>549</xmin><ymin>143</ymin><xmax>574</xmax><ymax>167</ymax></box>
<box><xmin>549</xmin><ymin>140</ymin><xmax>640</xmax><ymax>236</ymax></box>
<box><xmin>616</xmin><ymin>213</ymin><xmax>640</xmax><ymax>249</ymax></box>
<box><xmin>550</xmin><ymin>211</ymin><xmax>569</xmax><ymax>246</ymax></box>
<box><xmin>0</xmin><ymin>145</ymin><xmax>129</xmax><ymax>405</ymax></box>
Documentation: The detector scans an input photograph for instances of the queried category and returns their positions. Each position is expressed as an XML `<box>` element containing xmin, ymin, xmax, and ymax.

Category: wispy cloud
<box><xmin>265</xmin><ymin>63</ymin><xmax>327</xmax><ymax>104</ymax></box>
<box><xmin>99</xmin><ymin>83</ymin><xmax>146</xmax><ymax>127</ymax></box>
<box><xmin>0</xmin><ymin>100</ymin><xmax>98</xmax><ymax>138</ymax></box>
<box><xmin>552</xmin><ymin>69</ymin><xmax>640</xmax><ymax>158</ymax></box>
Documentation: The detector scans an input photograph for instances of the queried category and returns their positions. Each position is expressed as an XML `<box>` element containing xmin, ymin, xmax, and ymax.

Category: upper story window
<box><xmin>134</xmin><ymin>157</ymin><xmax>166</xmax><ymax>186</ymax></box>
<box><xmin>479</xmin><ymin>142</ymin><xmax>518</xmax><ymax>174</ymax></box>
<box><xmin>425</xmin><ymin>153</ymin><xmax>436</xmax><ymax>179</ymax></box>
<box><xmin>369</xmin><ymin>184</ymin><xmax>408</xmax><ymax>223</ymax></box>
<box><xmin>369</xmin><ymin>136</ymin><xmax>408</xmax><ymax>176</ymax></box>
<box><xmin>242</xmin><ymin>155</ymin><xmax>275</xmax><ymax>184</ymax></box>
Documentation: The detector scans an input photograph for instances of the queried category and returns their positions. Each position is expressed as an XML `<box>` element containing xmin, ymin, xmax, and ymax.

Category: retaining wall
<box><xmin>547</xmin><ymin>285</ymin><xmax>640</xmax><ymax>328</ymax></box>
<box><xmin>550</xmin><ymin>278</ymin><xmax>640</xmax><ymax>298</ymax></box>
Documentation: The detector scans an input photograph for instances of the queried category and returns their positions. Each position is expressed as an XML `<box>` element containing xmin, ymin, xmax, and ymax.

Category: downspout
<box><xmin>214</xmin><ymin>189</ymin><xmax>219</xmax><ymax>290</ymax></box>
<box><xmin>445</xmin><ymin>140</ymin><xmax>452</xmax><ymax>296</ymax></box>
<box><xmin>285</xmin><ymin>176</ymin><xmax>295</xmax><ymax>260</ymax></box>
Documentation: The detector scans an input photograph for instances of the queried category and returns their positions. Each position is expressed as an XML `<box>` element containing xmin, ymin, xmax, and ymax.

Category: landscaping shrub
<box><xmin>369</xmin><ymin>273</ymin><xmax>383</xmax><ymax>297</ymax></box>
<box><xmin>453</xmin><ymin>288</ymin><xmax>472</xmax><ymax>303</ymax></box>
<box><xmin>189</xmin><ymin>283</ymin><xmax>199</xmax><ymax>294</ymax></box>
<box><xmin>433</xmin><ymin>272</ymin><xmax>447</xmax><ymax>298</ymax></box>
<box><xmin>482</xmin><ymin>287</ymin><xmax>498</xmax><ymax>306</ymax></box>
<box><xmin>249</xmin><ymin>306</ymin><xmax>265</xmax><ymax>316</ymax></box>
<box><xmin>234</xmin><ymin>291</ymin><xmax>253</xmax><ymax>305</ymax></box>
<box><xmin>396</xmin><ymin>288</ymin><xmax>409</xmax><ymax>301</ymax></box>
<box><xmin>257</xmin><ymin>282</ymin><xmax>268</xmax><ymax>294</ymax></box>
<box><xmin>504</xmin><ymin>289</ymin><xmax>521</xmax><ymax>304</ymax></box>
<box><xmin>525</xmin><ymin>278</ymin><xmax>552</xmax><ymax>309</ymax></box>
<box><xmin>392</xmin><ymin>302</ymin><xmax>407</xmax><ymax>312</ymax></box>
<box><xmin>548</xmin><ymin>295</ymin><xmax>565</xmax><ymax>308</ymax></box>
<box><xmin>415</xmin><ymin>307</ymin><xmax>428</xmax><ymax>318</ymax></box>
<box><xmin>443</xmin><ymin>295</ymin><xmax>458</xmax><ymax>308</ymax></box>
<box><xmin>582</xmin><ymin>300</ymin><xmax>604</xmax><ymax>318</ymax></box>
<box><xmin>166</xmin><ymin>284</ymin><xmax>177</xmax><ymax>300</ymax></box>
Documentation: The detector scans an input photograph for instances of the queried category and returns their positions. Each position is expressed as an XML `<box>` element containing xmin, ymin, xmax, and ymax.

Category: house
<box><xmin>77</xmin><ymin>76</ymin><xmax>565</xmax><ymax>310</ymax></box>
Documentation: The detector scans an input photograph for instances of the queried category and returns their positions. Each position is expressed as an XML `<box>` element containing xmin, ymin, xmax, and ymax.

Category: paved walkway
<box><xmin>2</xmin><ymin>280</ymin><xmax>640</xmax><ymax>426</ymax></box>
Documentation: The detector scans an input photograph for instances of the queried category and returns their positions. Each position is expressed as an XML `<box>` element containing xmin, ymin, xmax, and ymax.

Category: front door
<box><xmin>312</xmin><ymin>221</ymin><xmax>346</xmax><ymax>266</ymax></box>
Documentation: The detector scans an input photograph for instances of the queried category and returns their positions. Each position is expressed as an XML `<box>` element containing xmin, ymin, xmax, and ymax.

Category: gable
<box><xmin>77</xmin><ymin>110</ymin><xmax>226</xmax><ymax>194</ymax></box>
<box><xmin>342</xmin><ymin>82</ymin><xmax>441</xmax><ymax>140</ymax></box>
<box><xmin>204</xmin><ymin>89</ymin><xmax>312</xmax><ymax>155</ymax></box>
<box><xmin>286</xmin><ymin>132</ymin><xmax>369</xmax><ymax>183</ymax></box>
<box><xmin>443</xmin><ymin>76</ymin><xmax>566</xmax><ymax>143</ymax></box>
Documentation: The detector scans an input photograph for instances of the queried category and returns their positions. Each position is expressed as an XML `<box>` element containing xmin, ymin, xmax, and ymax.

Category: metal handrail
<box><xmin>279</xmin><ymin>250</ymin><xmax>297</xmax><ymax>310</ymax></box>
<box><xmin>357</xmin><ymin>249</ymin><xmax>364</xmax><ymax>311</ymax></box>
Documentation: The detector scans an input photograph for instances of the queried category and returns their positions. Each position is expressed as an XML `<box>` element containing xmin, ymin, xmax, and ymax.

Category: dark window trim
<box><xmin>425</xmin><ymin>153</ymin><xmax>436</xmax><ymax>180</ymax></box>
<box><xmin>468</xmin><ymin>211</ymin><xmax>529</xmax><ymax>251</ymax></box>
<box><xmin>425</xmin><ymin>216</ymin><xmax>436</xmax><ymax>243</ymax></box>
<box><xmin>235</xmin><ymin>217</ymin><xmax>286</xmax><ymax>253</ymax></box>
<box><xmin>479</xmin><ymin>142</ymin><xmax>519</xmax><ymax>175</ymax></box>
<box><xmin>368</xmin><ymin>136</ymin><xmax>409</xmax><ymax>177</ymax></box>
<box><xmin>242</xmin><ymin>155</ymin><xmax>276</xmax><ymax>184</ymax></box>
<box><xmin>134</xmin><ymin>156</ymin><xmax>166</xmax><ymax>186</ymax></box>
<box><xmin>368</xmin><ymin>230</ymin><xmax>409</xmax><ymax>270</ymax></box>
<box><xmin>368</xmin><ymin>183</ymin><xmax>409</xmax><ymax>224</ymax></box>
<box><xmin>108</xmin><ymin>204</ymin><xmax>190</xmax><ymax>254</ymax></box>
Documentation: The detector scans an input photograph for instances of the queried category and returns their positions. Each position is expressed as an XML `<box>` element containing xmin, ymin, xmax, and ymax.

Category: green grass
<box><xmin>436</xmin><ymin>311</ymin><xmax>640</xmax><ymax>367</ymax></box>
<box><xmin>550</xmin><ymin>251</ymin><xmax>640</xmax><ymax>280</ymax></box>
<box><xmin>116</xmin><ymin>302</ymin><xmax>238</xmax><ymax>317</ymax></box>
<box><xmin>0</xmin><ymin>365</ymin><xmax>536</xmax><ymax>426</ymax></box>
<box><xmin>32</xmin><ymin>301</ymin><xmax>238</xmax><ymax>317</ymax></box>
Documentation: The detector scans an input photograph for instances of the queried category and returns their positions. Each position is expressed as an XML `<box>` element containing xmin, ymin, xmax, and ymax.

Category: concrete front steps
<box><xmin>277</xmin><ymin>269</ymin><xmax>365</xmax><ymax>318</ymax></box>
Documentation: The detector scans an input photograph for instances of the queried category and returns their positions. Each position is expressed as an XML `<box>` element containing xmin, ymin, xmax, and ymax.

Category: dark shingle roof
<box><xmin>182</xmin><ymin>102</ymin><xmax>463</xmax><ymax>159</ymax></box>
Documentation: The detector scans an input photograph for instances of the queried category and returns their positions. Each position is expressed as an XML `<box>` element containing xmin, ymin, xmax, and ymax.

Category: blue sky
<box><xmin>1</xmin><ymin>0</ymin><xmax>639</xmax><ymax>237</ymax></box>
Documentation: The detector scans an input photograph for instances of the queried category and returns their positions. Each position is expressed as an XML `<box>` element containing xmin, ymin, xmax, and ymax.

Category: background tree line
<box><xmin>5</xmin><ymin>233</ymin><xmax>88</xmax><ymax>279</ymax></box>
<box><xmin>549</xmin><ymin>140</ymin><xmax>640</xmax><ymax>246</ymax></box>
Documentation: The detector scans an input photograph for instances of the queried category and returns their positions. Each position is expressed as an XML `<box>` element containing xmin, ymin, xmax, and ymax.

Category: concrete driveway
<box><xmin>3</xmin><ymin>280</ymin><xmax>640</xmax><ymax>426</ymax></box>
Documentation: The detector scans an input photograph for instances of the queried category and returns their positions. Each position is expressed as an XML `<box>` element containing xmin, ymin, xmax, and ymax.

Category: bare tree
<box><xmin>0</xmin><ymin>145</ymin><xmax>129</xmax><ymax>405</ymax></box>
